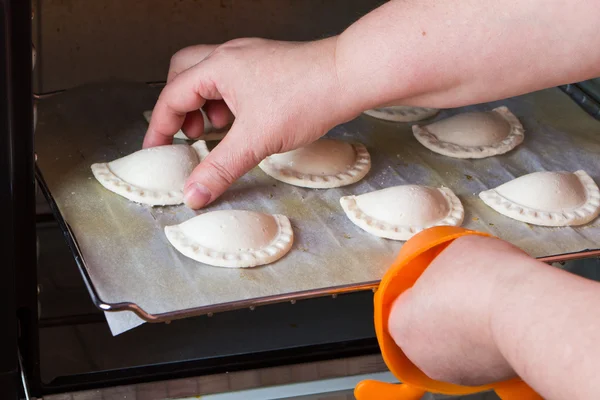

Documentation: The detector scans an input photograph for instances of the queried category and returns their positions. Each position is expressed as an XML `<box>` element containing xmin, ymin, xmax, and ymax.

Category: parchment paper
<box><xmin>35</xmin><ymin>82</ymin><xmax>600</xmax><ymax>335</ymax></box>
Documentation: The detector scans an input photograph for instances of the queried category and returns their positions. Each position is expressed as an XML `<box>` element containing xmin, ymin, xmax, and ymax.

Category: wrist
<box><xmin>488</xmin><ymin>249</ymin><xmax>543</xmax><ymax>377</ymax></box>
<box><xmin>303</xmin><ymin>36</ymin><xmax>362</xmax><ymax>129</ymax></box>
<box><xmin>488</xmin><ymin>254</ymin><xmax>559</xmax><ymax>381</ymax></box>
<box><xmin>389</xmin><ymin>236</ymin><xmax>527</xmax><ymax>386</ymax></box>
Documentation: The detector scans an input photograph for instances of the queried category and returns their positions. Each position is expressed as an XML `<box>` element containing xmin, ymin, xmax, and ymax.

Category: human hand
<box><xmin>387</xmin><ymin>235</ymin><xmax>538</xmax><ymax>386</ymax></box>
<box><xmin>163</xmin><ymin>43</ymin><xmax>234</xmax><ymax>133</ymax></box>
<box><xmin>143</xmin><ymin>37</ymin><xmax>356</xmax><ymax>209</ymax></box>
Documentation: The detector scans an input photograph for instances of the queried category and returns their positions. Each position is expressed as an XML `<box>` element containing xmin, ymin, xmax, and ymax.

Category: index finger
<box><xmin>143</xmin><ymin>63</ymin><xmax>214</xmax><ymax>148</ymax></box>
<box><xmin>167</xmin><ymin>44</ymin><xmax>218</xmax><ymax>83</ymax></box>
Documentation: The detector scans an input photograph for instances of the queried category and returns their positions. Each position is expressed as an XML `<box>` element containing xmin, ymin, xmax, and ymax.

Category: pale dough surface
<box><xmin>258</xmin><ymin>139</ymin><xmax>371</xmax><ymax>189</ymax></box>
<box><xmin>165</xmin><ymin>210</ymin><xmax>294</xmax><ymax>268</ymax></box>
<box><xmin>412</xmin><ymin>106</ymin><xmax>524</xmax><ymax>158</ymax></box>
<box><xmin>340</xmin><ymin>185</ymin><xmax>464</xmax><ymax>240</ymax></box>
<box><xmin>363</xmin><ymin>106</ymin><xmax>439</xmax><ymax>122</ymax></box>
<box><xmin>479</xmin><ymin>170</ymin><xmax>600</xmax><ymax>226</ymax></box>
<box><xmin>143</xmin><ymin>109</ymin><xmax>227</xmax><ymax>141</ymax></box>
<box><xmin>91</xmin><ymin>141</ymin><xmax>209</xmax><ymax>206</ymax></box>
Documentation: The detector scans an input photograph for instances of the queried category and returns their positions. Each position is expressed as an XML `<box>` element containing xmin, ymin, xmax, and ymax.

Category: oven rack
<box><xmin>560</xmin><ymin>83</ymin><xmax>600</xmax><ymax>121</ymax></box>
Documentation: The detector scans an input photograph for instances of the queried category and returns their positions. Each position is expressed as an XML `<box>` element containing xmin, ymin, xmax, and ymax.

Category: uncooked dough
<box><xmin>340</xmin><ymin>185</ymin><xmax>464</xmax><ymax>240</ymax></box>
<box><xmin>91</xmin><ymin>141</ymin><xmax>209</xmax><ymax>206</ymax></box>
<box><xmin>412</xmin><ymin>106</ymin><xmax>524</xmax><ymax>158</ymax></box>
<box><xmin>479</xmin><ymin>170</ymin><xmax>600</xmax><ymax>226</ymax></box>
<box><xmin>363</xmin><ymin>106</ymin><xmax>439</xmax><ymax>122</ymax></box>
<box><xmin>258</xmin><ymin>139</ymin><xmax>371</xmax><ymax>189</ymax></box>
<box><xmin>143</xmin><ymin>109</ymin><xmax>227</xmax><ymax>141</ymax></box>
<box><xmin>165</xmin><ymin>210</ymin><xmax>294</xmax><ymax>268</ymax></box>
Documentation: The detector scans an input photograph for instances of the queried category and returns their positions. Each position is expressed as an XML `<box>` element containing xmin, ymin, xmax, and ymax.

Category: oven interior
<box><xmin>8</xmin><ymin>0</ymin><xmax>600</xmax><ymax>398</ymax></box>
<box><xmin>29</xmin><ymin>0</ymin><xmax>391</xmax><ymax>397</ymax></box>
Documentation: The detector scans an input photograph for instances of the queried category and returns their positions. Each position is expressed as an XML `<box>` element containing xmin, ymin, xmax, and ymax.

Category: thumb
<box><xmin>183</xmin><ymin>123</ymin><xmax>265</xmax><ymax>209</ymax></box>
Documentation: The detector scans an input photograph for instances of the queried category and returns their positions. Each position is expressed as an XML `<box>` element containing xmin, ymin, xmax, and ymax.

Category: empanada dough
<box><xmin>143</xmin><ymin>109</ymin><xmax>227</xmax><ymax>141</ymax></box>
<box><xmin>340</xmin><ymin>185</ymin><xmax>464</xmax><ymax>240</ymax></box>
<box><xmin>412</xmin><ymin>106</ymin><xmax>524</xmax><ymax>159</ymax></box>
<box><xmin>259</xmin><ymin>139</ymin><xmax>371</xmax><ymax>189</ymax></box>
<box><xmin>91</xmin><ymin>141</ymin><xmax>209</xmax><ymax>206</ymax></box>
<box><xmin>165</xmin><ymin>210</ymin><xmax>294</xmax><ymax>268</ymax></box>
<box><xmin>479</xmin><ymin>170</ymin><xmax>600</xmax><ymax>226</ymax></box>
<box><xmin>363</xmin><ymin>106</ymin><xmax>439</xmax><ymax>122</ymax></box>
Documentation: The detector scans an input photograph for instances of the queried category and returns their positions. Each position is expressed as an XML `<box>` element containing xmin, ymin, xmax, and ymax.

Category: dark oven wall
<box><xmin>32</xmin><ymin>0</ymin><xmax>386</xmax><ymax>94</ymax></box>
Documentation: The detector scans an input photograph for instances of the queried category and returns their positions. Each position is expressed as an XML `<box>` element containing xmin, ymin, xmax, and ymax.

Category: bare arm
<box><xmin>389</xmin><ymin>236</ymin><xmax>600</xmax><ymax>400</ymax></box>
<box><xmin>336</xmin><ymin>0</ymin><xmax>600</xmax><ymax>113</ymax></box>
<box><xmin>339</xmin><ymin>4</ymin><xmax>600</xmax><ymax>395</ymax></box>
<box><xmin>144</xmin><ymin>0</ymin><xmax>600</xmax><ymax>208</ymax></box>
<box><xmin>491</xmin><ymin>253</ymin><xmax>600</xmax><ymax>399</ymax></box>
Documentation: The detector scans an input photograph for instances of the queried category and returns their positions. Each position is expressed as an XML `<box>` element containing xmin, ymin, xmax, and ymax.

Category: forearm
<box><xmin>491</xmin><ymin>260</ymin><xmax>600</xmax><ymax>399</ymax></box>
<box><xmin>335</xmin><ymin>0</ymin><xmax>600</xmax><ymax>115</ymax></box>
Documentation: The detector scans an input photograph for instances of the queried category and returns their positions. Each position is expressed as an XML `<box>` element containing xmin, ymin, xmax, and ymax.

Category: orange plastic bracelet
<box><xmin>354</xmin><ymin>226</ymin><xmax>542</xmax><ymax>400</ymax></box>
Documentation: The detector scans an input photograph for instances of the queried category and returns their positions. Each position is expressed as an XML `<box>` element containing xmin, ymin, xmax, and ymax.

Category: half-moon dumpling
<box><xmin>412</xmin><ymin>106</ymin><xmax>524</xmax><ymax>159</ymax></box>
<box><xmin>165</xmin><ymin>210</ymin><xmax>294</xmax><ymax>268</ymax></box>
<box><xmin>91</xmin><ymin>141</ymin><xmax>209</xmax><ymax>206</ymax></box>
<box><xmin>340</xmin><ymin>185</ymin><xmax>464</xmax><ymax>240</ymax></box>
<box><xmin>258</xmin><ymin>139</ymin><xmax>371</xmax><ymax>189</ymax></box>
<box><xmin>143</xmin><ymin>109</ymin><xmax>227</xmax><ymax>141</ymax></box>
<box><xmin>363</xmin><ymin>106</ymin><xmax>439</xmax><ymax>122</ymax></box>
<box><xmin>479</xmin><ymin>170</ymin><xmax>600</xmax><ymax>226</ymax></box>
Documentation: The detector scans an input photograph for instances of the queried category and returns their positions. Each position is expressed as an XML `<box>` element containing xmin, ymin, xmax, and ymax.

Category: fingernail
<box><xmin>184</xmin><ymin>183</ymin><xmax>212</xmax><ymax>209</ymax></box>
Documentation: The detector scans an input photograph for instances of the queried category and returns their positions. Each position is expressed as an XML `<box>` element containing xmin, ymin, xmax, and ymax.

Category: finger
<box><xmin>143</xmin><ymin>62</ymin><xmax>218</xmax><ymax>148</ymax></box>
<box><xmin>181</xmin><ymin>109</ymin><xmax>206</xmax><ymax>139</ymax></box>
<box><xmin>204</xmin><ymin>100</ymin><xmax>234</xmax><ymax>129</ymax></box>
<box><xmin>167</xmin><ymin>44</ymin><xmax>218</xmax><ymax>83</ymax></box>
<box><xmin>183</xmin><ymin>123</ymin><xmax>264</xmax><ymax>209</ymax></box>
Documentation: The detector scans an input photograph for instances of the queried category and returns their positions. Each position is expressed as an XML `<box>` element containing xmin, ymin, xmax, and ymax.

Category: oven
<box><xmin>2</xmin><ymin>1</ymin><xmax>600</xmax><ymax>399</ymax></box>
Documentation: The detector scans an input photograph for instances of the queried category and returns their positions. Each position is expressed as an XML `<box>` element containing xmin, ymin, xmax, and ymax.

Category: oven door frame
<box><xmin>0</xmin><ymin>0</ymin><xmax>39</xmax><ymax>398</ymax></box>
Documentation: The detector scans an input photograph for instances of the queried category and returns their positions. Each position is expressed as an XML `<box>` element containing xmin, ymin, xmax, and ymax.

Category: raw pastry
<box><xmin>340</xmin><ymin>185</ymin><xmax>464</xmax><ymax>240</ymax></box>
<box><xmin>259</xmin><ymin>139</ymin><xmax>371</xmax><ymax>189</ymax></box>
<box><xmin>143</xmin><ymin>109</ymin><xmax>227</xmax><ymax>141</ymax></box>
<box><xmin>91</xmin><ymin>141</ymin><xmax>209</xmax><ymax>206</ymax></box>
<box><xmin>165</xmin><ymin>210</ymin><xmax>294</xmax><ymax>268</ymax></box>
<box><xmin>479</xmin><ymin>170</ymin><xmax>600</xmax><ymax>226</ymax></box>
<box><xmin>363</xmin><ymin>106</ymin><xmax>439</xmax><ymax>122</ymax></box>
<box><xmin>412</xmin><ymin>106</ymin><xmax>524</xmax><ymax>159</ymax></box>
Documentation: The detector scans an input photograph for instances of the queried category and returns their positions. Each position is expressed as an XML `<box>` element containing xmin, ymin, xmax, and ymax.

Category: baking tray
<box><xmin>35</xmin><ymin>81</ymin><xmax>600</xmax><ymax>323</ymax></box>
